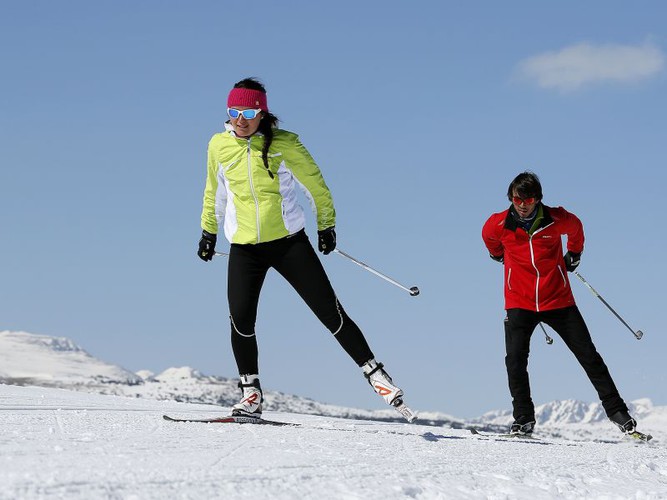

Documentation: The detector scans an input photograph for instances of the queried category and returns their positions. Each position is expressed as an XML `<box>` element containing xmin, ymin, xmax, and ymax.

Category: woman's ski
<box><xmin>162</xmin><ymin>414</ymin><xmax>299</xmax><ymax>426</ymax></box>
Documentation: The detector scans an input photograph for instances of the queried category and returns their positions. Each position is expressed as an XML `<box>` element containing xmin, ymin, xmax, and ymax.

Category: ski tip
<box><xmin>393</xmin><ymin>401</ymin><xmax>418</xmax><ymax>423</ymax></box>
<box><xmin>629</xmin><ymin>431</ymin><xmax>653</xmax><ymax>442</ymax></box>
<box><xmin>404</xmin><ymin>412</ymin><xmax>418</xmax><ymax>424</ymax></box>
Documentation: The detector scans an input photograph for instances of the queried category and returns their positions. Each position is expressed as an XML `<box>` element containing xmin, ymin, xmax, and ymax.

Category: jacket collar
<box><xmin>224</xmin><ymin>121</ymin><xmax>264</xmax><ymax>138</ymax></box>
<box><xmin>504</xmin><ymin>203</ymin><xmax>553</xmax><ymax>232</ymax></box>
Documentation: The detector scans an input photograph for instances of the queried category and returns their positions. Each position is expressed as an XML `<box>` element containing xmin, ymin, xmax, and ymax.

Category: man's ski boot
<box><xmin>608</xmin><ymin>409</ymin><xmax>652</xmax><ymax>441</ymax></box>
<box><xmin>509</xmin><ymin>415</ymin><xmax>535</xmax><ymax>436</ymax></box>
<box><xmin>609</xmin><ymin>409</ymin><xmax>636</xmax><ymax>433</ymax></box>
<box><xmin>362</xmin><ymin>359</ymin><xmax>416</xmax><ymax>423</ymax></box>
<box><xmin>231</xmin><ymin>374</ymin><xmax>263</xmax><ymax>418</ymax></box>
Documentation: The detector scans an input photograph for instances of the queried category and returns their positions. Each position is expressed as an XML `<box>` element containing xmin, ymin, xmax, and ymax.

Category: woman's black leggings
<box><xmin>227</xmin><ymin>230</ymin><xmax>374</xmax><ymax>375</ymax></box>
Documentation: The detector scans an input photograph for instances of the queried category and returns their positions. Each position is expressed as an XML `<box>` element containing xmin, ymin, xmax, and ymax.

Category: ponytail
<box><xmin>258</xmin><ymin>112</ymin><xmax>279</xmax><ymax>178</ymax></box>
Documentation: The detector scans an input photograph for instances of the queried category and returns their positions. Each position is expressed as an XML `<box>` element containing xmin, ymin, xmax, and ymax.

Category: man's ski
<box><xmin>626</xmin><ymin>430</ymin><xmax>653</xmax><ymax>443</ymax></box>
<box><xmin>469</xmin><ymin>428</ymin><xmax>540</xmax><ymax>441</ymax></box>
<box><xmin>163</xmin><ymin>414</ymin><xmax>299</xmax><ymax>427</ymax></box>
<box><xmin>492</xmin><ymin>433</ymin><xmax>540</xmax><ymax>441</ymax></box>
<box><xmin>470</xmin><ymin>427</ymin><xmax>653</xmax><ymax>443</ymax></box>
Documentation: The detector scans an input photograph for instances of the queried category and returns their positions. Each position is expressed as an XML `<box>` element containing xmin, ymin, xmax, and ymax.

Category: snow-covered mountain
<box><xmin>0</xmin><ymin>330</ymin><xmax>461</xmax><ymax>426</ymax></box>
<box><xmin>473</xmin><ymin>398</ymin><xmax>655</xmax><ymax>426</ymax></box>
<box><xmin>0</xmin><ymin>330</ymin><xmax>662</xmax><ymax>441</ymax></box>
<box><xmin>0</xmin><ymin>330</ymin><xmax>142</xmax><ymax>386</ymax></box>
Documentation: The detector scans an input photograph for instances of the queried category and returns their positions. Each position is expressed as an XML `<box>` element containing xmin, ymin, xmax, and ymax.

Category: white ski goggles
<box><xmin>227</xmin><ymin>108</ymin><xmax>262</xmax><ymax>120</ymax></box>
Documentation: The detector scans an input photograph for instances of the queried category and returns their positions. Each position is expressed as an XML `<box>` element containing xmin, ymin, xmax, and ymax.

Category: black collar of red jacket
<box><xmin>504</xmin><ymin>203</ymin><xmax>553</xmax><ymax>231</ymax></box>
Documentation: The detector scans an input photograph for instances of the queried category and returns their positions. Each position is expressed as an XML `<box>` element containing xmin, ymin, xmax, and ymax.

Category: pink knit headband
<box><xmin>227</xmin><ymin>88</ymin><xmax>268</xmax><ymax>111</ymax></box>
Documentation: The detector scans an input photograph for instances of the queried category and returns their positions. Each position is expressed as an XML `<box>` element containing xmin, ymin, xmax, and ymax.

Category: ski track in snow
<box><xmin>1</xmin><ymin>385</ymin><xmax>667</xmax><ymax>499</ymax></box>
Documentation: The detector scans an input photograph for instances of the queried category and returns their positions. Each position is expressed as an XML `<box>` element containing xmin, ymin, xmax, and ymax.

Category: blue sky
<box><xmin>2</xmin><ymin>1</ymin><xmax>665</xmax><ymax>418</ymax></box>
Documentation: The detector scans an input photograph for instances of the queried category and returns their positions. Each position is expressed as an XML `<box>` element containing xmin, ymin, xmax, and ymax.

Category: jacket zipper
<box><xmin>246</xmin><ymin>138</ymin><xmax>261</xmax><ymax>242</ymax></box>
<box><xmin>528</xmin><ymin>223</ymin><xmax>554</xmax><ymax>312</ymax></box>
<box><xmin>528</xmin><ymin>235</ymin><xmax>540</xmax><ymax>311</ymax></box>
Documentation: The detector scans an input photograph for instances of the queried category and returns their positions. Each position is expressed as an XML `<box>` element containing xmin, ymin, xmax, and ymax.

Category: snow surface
<box><xmin>2</xmin><ymin>330</ymin><xmax>667</xmax><ymax>498</ymax></box>
<box><xmin>1</xmin><ymin>384</ymin><xmax>667</xmax><ymax>500</ymax></box>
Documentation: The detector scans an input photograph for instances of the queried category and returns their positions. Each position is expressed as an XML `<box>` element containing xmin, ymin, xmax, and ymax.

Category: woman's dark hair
<box><xmin>507</xmin><ymin>171</ymin><xmax>543</xmax><ymax>202</ymax></box>
<box><xmin>232</xmin><ymin>78</ymin><xmax>279</xmax><ymax>175</ymax></box>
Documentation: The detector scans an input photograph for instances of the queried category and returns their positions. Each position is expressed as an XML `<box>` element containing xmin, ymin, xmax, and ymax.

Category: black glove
<box><xmin>317</xmin><ymin>227</ymin><xmax>336</xmax><ymax>255</ymax></box>
<box><xmin>197</xmin><ymin>230</ymin><xmax>217</xmax><ymax>262</ymax></box>
<box><xmin>564</xmin><ymin>251</ymin><xmax>581</xmax><ymax>272</ymax></box>
<box><xmin>490</xmin><ymin>253</ymin><xmax>504</xmax><ymax>264</ymax></box>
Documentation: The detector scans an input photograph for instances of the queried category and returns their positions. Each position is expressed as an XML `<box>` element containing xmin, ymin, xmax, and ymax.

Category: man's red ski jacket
<box><xmin>482</xmin><ymin>204</ymin><xmax>584</xmax><ymax>312</ymax></box>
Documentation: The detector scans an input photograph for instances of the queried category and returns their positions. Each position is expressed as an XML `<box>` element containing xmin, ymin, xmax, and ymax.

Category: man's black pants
<box><xmin>227</xmin><ymin>230</ymin><xmax>374</xmax><ymax>375</ymax></box>
<box><xmin>504</xmin><ymin>306</ymin><xmax>628</xmax><ymax>421</ymax></box>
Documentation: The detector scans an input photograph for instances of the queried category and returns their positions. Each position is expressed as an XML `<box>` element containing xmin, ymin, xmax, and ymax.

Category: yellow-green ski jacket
<box><xmin>201</xmin><ymin>124</ymin><xmax>336</xmax><ymax>244</ymax></box>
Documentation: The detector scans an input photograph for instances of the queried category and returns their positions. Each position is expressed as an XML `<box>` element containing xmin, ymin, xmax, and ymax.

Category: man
<box><xmin>482</xmin><ymin>171</ymin><xmax>638</xmax><ymax>436</ymax></box>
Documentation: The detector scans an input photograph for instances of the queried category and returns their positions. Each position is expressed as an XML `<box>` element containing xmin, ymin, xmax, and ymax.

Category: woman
<box><xmin>197</xmin><ymin>78</ymin><xmax>414</xmax><ymax>422</ymax></box>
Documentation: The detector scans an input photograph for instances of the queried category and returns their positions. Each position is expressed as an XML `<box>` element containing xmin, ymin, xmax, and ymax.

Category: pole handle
<box><xmin>539</xmin><ymin>322</ymin><xmax>553</xmax><ymax>345</ymax></box>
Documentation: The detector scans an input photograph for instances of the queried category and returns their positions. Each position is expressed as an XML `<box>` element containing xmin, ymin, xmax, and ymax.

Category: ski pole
<box><xmin>573</xmin><ymin>271</ymin><xmax>643</xmax><ymax>340</ymax></box>
<box><xmin>333</xmin><ymin>249</ymin><xmax>420</xmax><ymax>297</ymax></box>
<box><xmin>539</xmin><ymin>323</ymin><xmax>553</xmax><ymax>345</ymax></box>
<box><xmin>214</xmin><ymin>251</ymin><xmax>229</xmax><ymax>257</ymax></box>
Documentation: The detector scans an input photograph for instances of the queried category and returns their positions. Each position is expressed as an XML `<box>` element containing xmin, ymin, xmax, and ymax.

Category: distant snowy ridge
<box><xmin>0</xmin><ymin>330</ymin><xmax>141</xmax><ymax>386</ymax></box>
<box><xmin>126</xmin><ymin>363</ymin><xmax>463</xmax><ymax>425</ymax></box>
<box><xmin>472</xmin><ymin>398</ymin><xmax>654</xmax><ymax>426</ymax></box>
<box><xmin>0</xmin><ymin>331</ymin><xmax>462</xmax><ymax>426</ymax></box>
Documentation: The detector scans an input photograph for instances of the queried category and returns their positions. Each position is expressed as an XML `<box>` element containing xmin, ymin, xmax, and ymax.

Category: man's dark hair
<box><xmin>507</xmin><ymin>171</ymin><xmax>543</xmax><ymax>202</ymax></box>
